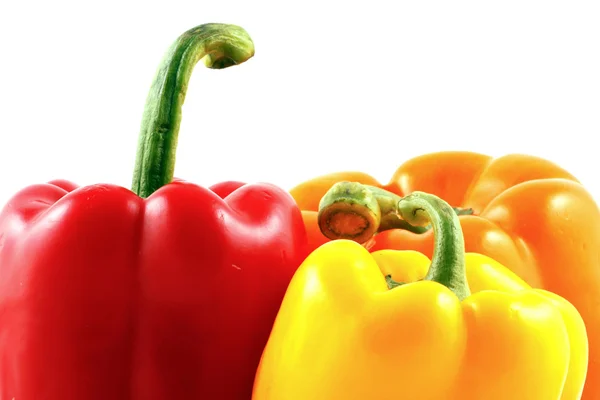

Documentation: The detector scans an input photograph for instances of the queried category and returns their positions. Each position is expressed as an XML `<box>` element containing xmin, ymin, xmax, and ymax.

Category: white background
<box><xmin>0</xmin><ymin>1</ymin><xmax>598</xmax><ymax>206</ymax></box>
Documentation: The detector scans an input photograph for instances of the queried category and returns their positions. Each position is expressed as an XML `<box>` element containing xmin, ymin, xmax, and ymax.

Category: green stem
<box><xmin>366</xmin><ymin>185</ymin><xmax>432</xmax><ymax>234</ymax></box>
<box><xmin>393</xmin><ymin>191</ymin><xmax>471</xmax><ymax>300</ymax></box>
<box><xmin>317</xmin><ymin>182</ymin><xmax>382</xmax><ymax>244</ymax></box>
<box><xmin>131</xmin><ymin>23</ymin><xmax>255</xmax><ymax>198</ymax></box>
<box><xmin>317</xmin><ymin>181</ymin><xmax>473</xmax><ymax>242</ymax></box>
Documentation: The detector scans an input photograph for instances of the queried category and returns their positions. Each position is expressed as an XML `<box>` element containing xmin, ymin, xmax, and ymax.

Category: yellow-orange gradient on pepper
<box><xmin>289</xmin><ymin>151</ymin><xmax>600</xmax><ymax>399</ymax></box>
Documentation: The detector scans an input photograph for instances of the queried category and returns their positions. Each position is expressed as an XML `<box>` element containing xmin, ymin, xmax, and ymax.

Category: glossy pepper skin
<box><xmin>0</xmin><ymin>24</ymin><xmax>308</xmax><ymax>400</ymax></box>
<box><xmin>253</xmin><ymin>192</ymin><xmax>588</xmax><ymax>400</ymax></box>
<box><xmin>289</xmin><ymin>151</ymin><xmax>600</xmax><ymax>399</ymax></box>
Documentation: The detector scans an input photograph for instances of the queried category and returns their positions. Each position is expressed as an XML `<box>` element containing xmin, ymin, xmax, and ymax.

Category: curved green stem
<box><xmin>131</xmin><ymin>23</ymin><xmax>255</xmax><ymax>198</ymax></box>
<box><xmin>367</xmin><ymin>185</ymin><xmax>433</xmax><ymax>233</ymax></box>
<box><xmin>317</xmin><ymin>182</ymin><xmax>473</xmax><ymax>242</ymax></box>
<box><xmin>395</xmin><ymin>191</ymin><xmax>471</xmax><ymax>300</ymax></box>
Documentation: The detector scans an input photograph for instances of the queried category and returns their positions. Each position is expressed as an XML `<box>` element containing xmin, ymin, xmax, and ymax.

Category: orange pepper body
<box><xmin>252</xmin><ymin>241</ymin><xmax>588</xmax><ymax>400</ymax></box>
<box><xmin>289</xmin><ymin>151</ymin><xmax>600</xmax><ymax>399</ymax></box>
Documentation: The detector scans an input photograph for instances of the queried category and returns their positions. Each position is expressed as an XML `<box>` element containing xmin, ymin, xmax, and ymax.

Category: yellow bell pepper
<box><xmin>252</xmin><ymin>191</ymin><xmax>588</xmax><ymax>400</ymax></box>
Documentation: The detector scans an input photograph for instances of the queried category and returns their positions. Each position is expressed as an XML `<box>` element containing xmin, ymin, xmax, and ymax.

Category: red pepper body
<box><xmin>0</xmin><ymin>179</ymin><xmax>308</xmax><ymax>399</ymax></box>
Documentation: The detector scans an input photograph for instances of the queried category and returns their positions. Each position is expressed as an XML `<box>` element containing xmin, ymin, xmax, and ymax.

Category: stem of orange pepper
<box><xmin>317</xmin><ymin>181</ymin><xmax>472</xmax><ymax>243</ymax></box>
<box><xmin>131</xmin><ymin>23</ymin><xmax>255</xmax><ymax>198</ymax></box>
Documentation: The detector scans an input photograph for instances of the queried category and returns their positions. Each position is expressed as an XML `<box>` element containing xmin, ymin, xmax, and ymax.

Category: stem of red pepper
<box><xmin>388</xmin><ymin>191</ymin><xmax>471</xmax><ymax>300</ymax></box>
<box><xmin>317</xmin><ymin>181</ymin><xmax>472</xmax><ymax>243</ymax></box>
<box><xmin>131</xmin><ymin>23</ymin><xmax>255</xmax><ymax>198</ymax></box>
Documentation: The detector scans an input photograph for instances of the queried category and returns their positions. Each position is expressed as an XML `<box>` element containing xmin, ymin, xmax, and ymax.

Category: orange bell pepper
<box><xmin>253</xmin><ymin>191</ymin><xmax>588</xmax><ymax>400</ymax></box>
<box><xmin>289</xmin><ymin>151</ymin><xmax>600</xmax><ymax>399</ymax></box>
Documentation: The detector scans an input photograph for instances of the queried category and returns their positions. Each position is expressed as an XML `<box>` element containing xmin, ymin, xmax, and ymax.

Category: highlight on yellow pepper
<box><xmin>252</xmin><ymin>191</ymin><xmax>589</xmax><ymax>400</ymax></box>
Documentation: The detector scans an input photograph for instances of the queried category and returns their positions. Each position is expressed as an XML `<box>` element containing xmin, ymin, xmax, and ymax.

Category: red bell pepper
<box><xmin>0</xmin><ymin>23</ymin><xmax>308</xmax><ymax>400</ymax></box>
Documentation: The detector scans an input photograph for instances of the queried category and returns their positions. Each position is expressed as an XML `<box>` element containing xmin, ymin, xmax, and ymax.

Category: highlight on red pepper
<box><xmin>289</xmin><ymin>151</ymin><xmax>600</xmax><ymax>400</ymax></box>
<box><xmin>0</xmin><ymin>23</ymin><xmax>308</xmax><ymax>400</ymax></box>
<box><xmin>253</xmin><ymin>191</ymin><xmax>589</xmax><ymax>400</ymax></box>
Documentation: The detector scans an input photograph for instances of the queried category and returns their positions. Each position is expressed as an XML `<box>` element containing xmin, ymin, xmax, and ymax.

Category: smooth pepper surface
<box><xmin>253</xmin><ymin>192</ymin><xmax>588</xmax><ymax>400</ymax></box>
<box><xmin>0</xmin><ymin>23</ymin><xmax>308</xmax><ymax>400</ymax></box>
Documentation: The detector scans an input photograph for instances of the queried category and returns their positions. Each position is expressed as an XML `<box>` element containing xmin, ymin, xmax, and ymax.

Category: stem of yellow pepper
<box><xmin>131</xmin><ymin>23</ymin><xmax>255</xmax><ymax>198</ymax></box>
<box><xmin>390</xmin><ymin>191</ymin><xmax>471</xmax><ymax>300</ymax></box>
<box><xmin>317</xmin><ymin>182</ymin><xmax>472</xmax><ymax>243</ymax></box>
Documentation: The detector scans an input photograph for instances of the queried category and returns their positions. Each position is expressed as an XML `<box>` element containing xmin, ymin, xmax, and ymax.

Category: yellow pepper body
<box><xmin>252</xmin><ymin>240</ymin><xmax>588</xmax><ymax>400</ymax></box>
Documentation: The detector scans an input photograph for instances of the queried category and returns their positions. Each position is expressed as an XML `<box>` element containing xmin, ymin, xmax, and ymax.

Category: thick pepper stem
<box><xmin>396</xmin><ymin>191</ymin><xmax>471</xmax><ymax>300</ymax></box>
<box><xmin>318</xmin><ymin>182</ymin><xmax>472</xmax><ymax>242</ymax></box>
<box><xmin>131</xmin><ymin>23</ymin><xmax>255</xmax><ymax>198</ymax></box>
<box><xmin>317</xmin><ymin>182</ymin><xmax>382</xmax><ymax>244</ymax></box>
